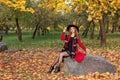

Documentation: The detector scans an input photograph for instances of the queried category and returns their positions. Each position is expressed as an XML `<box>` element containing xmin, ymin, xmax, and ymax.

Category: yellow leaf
<box><xmin>88</xmin><ymin>15</ymin><xmax>92</xmax><ymax>21</ymax></box>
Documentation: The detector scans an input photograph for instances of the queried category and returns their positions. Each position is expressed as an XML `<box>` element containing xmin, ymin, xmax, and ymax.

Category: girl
<box><xmin>48</xmin><ymin>25</ymin><xmax>89</xmax><ymax>73</ymax></box>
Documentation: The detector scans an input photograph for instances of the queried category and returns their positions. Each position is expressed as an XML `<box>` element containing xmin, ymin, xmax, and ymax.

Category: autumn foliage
<box><xmin>0</xmin><ymin>0</ymin><xmax>34</xmax><ymax>13</ymax></box>
<box><xmin>86</xmin><ymin>0</ymin><xmax>119</xmax><ymax>21</ymax></box>
<box><xmin>0</xmin><ymin>47</ymin><xmax>119</xmax><ymax>79</ymax></box>
<box><xmin>0</xmin><ymin>0</ymin><xmax>120</xmax><ymax>79</ymax></box>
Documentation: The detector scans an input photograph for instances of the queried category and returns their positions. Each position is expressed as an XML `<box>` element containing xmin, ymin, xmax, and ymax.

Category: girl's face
<box><xmin>70</xmin><ymin>27</ymin><xmax>76</xmax><ymax>33</ymax></box>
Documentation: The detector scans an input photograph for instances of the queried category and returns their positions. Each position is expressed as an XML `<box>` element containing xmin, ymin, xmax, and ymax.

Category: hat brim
<box><xmin>67</xmin><ymin>25</ymin><xmax>79</xmax><ymax>32</ymax></box>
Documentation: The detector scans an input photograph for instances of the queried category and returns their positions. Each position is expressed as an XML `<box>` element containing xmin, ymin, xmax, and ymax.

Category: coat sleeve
<box><xmin>61</xmin><ymin>32</ymin><xmax>66</xmax><ymax>40</ymax></box>
<box><xmin>77</xmin><ymin>36</ymin><xmax>86</xmax><ymax>52</ymax></box>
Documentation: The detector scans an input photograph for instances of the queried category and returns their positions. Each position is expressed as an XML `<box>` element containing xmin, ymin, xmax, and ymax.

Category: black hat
<box><xmin>67</xmin><ymin>25</ymin><xmax>79</xmax><ymax>32</ymax></box>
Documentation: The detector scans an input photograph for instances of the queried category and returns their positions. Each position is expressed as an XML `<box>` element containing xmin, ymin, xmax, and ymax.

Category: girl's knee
<box><xmin>58</xmin><ymin>52</ymin><xmax>62</xmax><ymax>57</ymax></box>
<box><xmin>59</xmin><ymin>52</ymin><xmax>64</xmax><ymax>57</ymax></box>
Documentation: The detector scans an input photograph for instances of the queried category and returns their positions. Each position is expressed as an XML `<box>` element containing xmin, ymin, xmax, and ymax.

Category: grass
<box><xmin>1</xmin><ymin>30</ymin><xmax>120</xmax><ymax>49</ymax></box>
<box><xmin>2</xmin><ymin>31</ymin><xmax>63</xmax><ymax>49</ymax></box>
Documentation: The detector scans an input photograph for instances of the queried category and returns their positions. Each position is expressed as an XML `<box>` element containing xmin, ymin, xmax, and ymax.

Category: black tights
<box><xmin>51</xmin><ymin>52</ymin><xmax>69</xmax><ymax>67</ymax></box>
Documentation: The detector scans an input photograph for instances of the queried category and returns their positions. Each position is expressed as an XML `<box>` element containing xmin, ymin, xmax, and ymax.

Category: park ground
<box><xmin>0</xmin><ymin>31</ymin><xmax>120</xmax><ymax>79</ymax></box>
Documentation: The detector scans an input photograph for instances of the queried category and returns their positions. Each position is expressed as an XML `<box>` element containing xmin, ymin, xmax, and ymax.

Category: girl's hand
<box><xmin>86</xmin><ymin>48</ymin><xmax>90</xmax><ymax>54</ymax></box>
<box><xmin>63</xmin><ymin>27</ymin><xmax>67</xmax><ymax>32</ymax></box>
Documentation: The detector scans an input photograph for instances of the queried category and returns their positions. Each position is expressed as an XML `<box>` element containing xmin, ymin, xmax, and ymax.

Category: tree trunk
<box><xmin>118</xmin><ymin>26</ymin><xmax>120</xmax><ymax>32</ymax></box>
<box><xmin>77</xmin><ymin>18</ymin><xmax>82</xmax><ymax>28</ymax></box>
<box><xmin>106</xmin><ymin>24</ymin><xmax>109</xmax><ymax>33</ymax></box>
<box><xmin>82</xmin><ymin>21</ymin><xmax>91</xmax><ymax>38</ymax></box>
<box><xmin>32</xmin><ymin>22</ymin><xmax>40</xmax><ymax>39</ymax></box>
<box><xmin>41</xmin><ymin>28</ymin><xmax>45</xmax><ymax>35</ymax></box>
<box><xmin>111</xmin><ymin>23</ymin><xmax>115</xmax><ymax>33</ymax></box>
<box><xmin>105</xmin><ymin>17</ymin><xmax>109</xmax><ymax>33</ymax></box>
<box><xmin>99</xmin><ymin>12</ymin><xmax>106</xmax><ymax>46</ymax></box>
<box><xmin>111</xmin><ymin>13</ymin><xmax>119</xmax><ymax>33</ymax></box>
<box><xmin>111</xmin><ymin>21</ymin><xmax>118</xmax><ymax>33</ymax></box>
<box><xmin>54</xmin><ymin>21</ymin><xmax>58</xmax><ymax>30</ymax></box>
<box><xmin>5</xmin><ymin>25</ymin><xmax>9</xmax><ymax>34</ymax></box>
<box><xmin>15</xmin><ymin>17</ymin><xmax>22</xmax><ymax>42</ymax></box>
<box><xmin>90</xmin><ymin>20</ymin><xmax>95</xmax><ymax>39</ymax></box>
<box><xmin>0</xmin><ymin>35</ymin><xmax>3</xmax><ymax>42</ymax></box>
<box><xmin>97</xmin><ymin>30</ymin><xmax>101</xmax><ymax>40</ymax></box>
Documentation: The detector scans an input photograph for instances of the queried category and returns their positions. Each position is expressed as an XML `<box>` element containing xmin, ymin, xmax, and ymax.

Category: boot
<box><xmin>48</xmin><ymin>66</ymin><xmax>54</xmax><ymax>73</ymax></box>
<box><xmin>54</xmin><ymin>66</ymin><xmax>60</xmax><ymax>73</ymax></box>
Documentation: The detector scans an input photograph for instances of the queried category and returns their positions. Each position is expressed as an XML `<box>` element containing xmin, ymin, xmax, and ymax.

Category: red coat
<box><xmin>61</xmin><ymin>32</ymin><xmax>86</xmax><ymax>62</ymax></box>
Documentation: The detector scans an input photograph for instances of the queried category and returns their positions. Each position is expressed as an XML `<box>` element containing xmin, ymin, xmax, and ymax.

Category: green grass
<box><xmin>2</xmin><ymin>31</ymin><xmax>63</xmax><ymax>49</ymax></box>
<box><xmin>1</xmin><ymin>30</ymin><xmax>120</xmax><ymax>49</ymax></box>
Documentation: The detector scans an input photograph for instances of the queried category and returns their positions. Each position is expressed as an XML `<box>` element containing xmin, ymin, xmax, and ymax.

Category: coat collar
<box><xmin>67</xmin><ymin>34</ymin><xmax>77</xmax><ymax>41</ymax></box>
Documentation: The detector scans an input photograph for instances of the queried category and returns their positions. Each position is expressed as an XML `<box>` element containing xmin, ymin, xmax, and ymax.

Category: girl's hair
<box><xmin>69</xmin><ymin>27</ymin><xmax>79</xmax><ymax>37</ymax></box>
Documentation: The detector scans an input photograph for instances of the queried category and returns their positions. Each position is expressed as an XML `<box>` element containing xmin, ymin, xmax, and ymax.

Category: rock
<box><xmin>62</xmin><ymin>54</ymin><xmax>116</xmax><ymax>75</ymax></box>
<box><xmin>0</xmin><ymin>42</ymin><xmax>8</xmax><ymax>52</ymax></box>
<box><xmin>5</xmin><ymin>49</ymin><xmax>22</xmax><ymax>53</ymax></box>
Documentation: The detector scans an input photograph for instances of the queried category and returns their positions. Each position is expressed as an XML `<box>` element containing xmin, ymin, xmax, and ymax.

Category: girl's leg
<box><xmin>57</xmin><ymin>52</ymin><xmax>69</xmax><ymax>67</ymax></box>
<box><xmin>48</xmin><ymin>52</ymin><xmax>61</xmax><ymax>73</ymax></box>
<box><xmin>51</xmin><ymin>56</ymin><xmax>59</xmax><ymax>67</ymax></box>
<box><xmin>54</xmin><ymin>52</ymin><xmax>69</xmax><ymax>73</ymax></box>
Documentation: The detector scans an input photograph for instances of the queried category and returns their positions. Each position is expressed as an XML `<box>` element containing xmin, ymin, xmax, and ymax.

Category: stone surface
<box><xmin>62</xmin><ymin>54</ymin><xmax>116</xmax><ymax>75</ymax></box>
<box><xmin>5</xmin><ymin>49</ymin><xmax>22</xmax><ymax>53</ymax></box>
<box><xmin>0</xmin><ymin>42</ymin><xmax>8</xmax><ymax>52</ymax></box>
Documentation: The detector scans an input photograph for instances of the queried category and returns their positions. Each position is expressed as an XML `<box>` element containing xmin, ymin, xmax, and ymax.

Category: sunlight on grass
<box><xmin>1</xmin><ymin>31</ymin><xmax>120</xmax><ymax>49</ymax></box>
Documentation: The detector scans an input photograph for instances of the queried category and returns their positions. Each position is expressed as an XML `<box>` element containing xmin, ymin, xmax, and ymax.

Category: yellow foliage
<box><xmin>38</xmin><ymin>4</ymin><xmax>43</xmax><ymax>7</ymax></box>
<box><xmin>88</xmin><ymin>15</ymin><xmax>92</xmax><ymax>21</ymax></box>
<box><xmin>47</xmin><ymin>27</ymin><xmax>51</xmax><ymax>30</ymax></box>
<box><xmin>37</xmin><ymin>0</ymin><xmax>84</xmax><ymax>13</ymax></box>
<box><xmin>85</xmin><ymin>1</ymin><xmax>89</xmax><ymax>6</ymax></box>
<box><xmin>117</xmin><ymin>0</ymin><xmax>120</xmax><ymax>7</ymax></box>
<box><xmin>20</xmin><ymin>6</ymin><xmax>26</xmax><ymax>11</ymax></box>
<box><xmin>0</xmin><ymin>0</ymin><xmax>34</xmax><ymax>13</ymax></box>
<box><xmin>86</xmin><ymin>0</ymin><xmax>119</xmax><ymax>21</ymax></box>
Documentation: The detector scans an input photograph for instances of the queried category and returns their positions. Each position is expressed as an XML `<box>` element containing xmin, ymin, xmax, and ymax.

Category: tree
<box><xmin>0</xmin><ymin>0</ymin><xmax>34</xmax><ymax>41</ymax></box>
<box><xmin>85</xmin><ymin>0</ymin><xmax>120</xmax><ymax>46</ymax></box>
<box><xmin>32</xmin><ymin>0</ymin><xmax>73</xmax><ymax>39</ymax></box>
